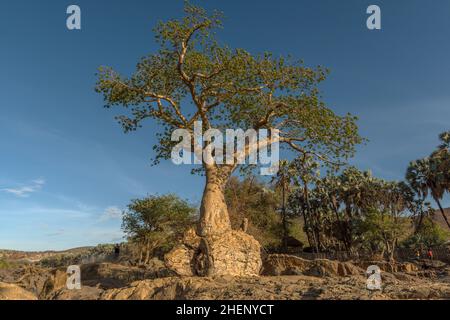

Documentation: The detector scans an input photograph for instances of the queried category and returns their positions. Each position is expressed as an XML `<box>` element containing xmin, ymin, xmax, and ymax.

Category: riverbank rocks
<box><xmin>0</xmin><ymin>282</ymin><xmax>37</xmax><ymax>300</ymax></box>
<box><xmin>100</xmin><ymin>273</ymin><xmax>450</xmax><ymax>300</ymax></box>
<box><xmin>164</xmin><ymin>245</ymin><xmax>195</xmax><ymax>276</ymax></box>
<box><xmin>165</xmin><ymin>229</ymin><xmax>262</xmax><ymax>277</ymax></box>
<box><xmin>262</xmin><ymin>254</ymin><xmax>363</xmax><ymax>277</ymax></box>
<box><xmin>1</xmin><ymin>257</ymin><xmax>449</xmax><ymax>300</ymax></box>
<box><xmin>199</xmin><ymin>230</ymin><xmax>262</xmax><ymax>277</ymax></box>
<box><xmin>356</xmin><ymin>261</ymin><xmax>419</xmax><ymax>274</ymax></box>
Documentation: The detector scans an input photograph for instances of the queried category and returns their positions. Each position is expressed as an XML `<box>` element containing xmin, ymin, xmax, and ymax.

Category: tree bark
<box><xmin>138</xmin><ymin>245</ymin><xmax>144</xmax><ymax>264</ymax></box>
<box><xmin>300</xmin><ymin>208</ymin><xmax>314</xmax><ymax>250</ymax></box>
<box><xmin>330</xmin><ymin>197</ymin><xmax>350</xmax><ymax>254</ymax></box>
<box><xmin>415</xmin><ymin>211</ymin><xmax>425</xmax><ymax>234</ymax></box>
<box><xmin>303</xmin><ymin>183</ymin><xmax>319</xmax><ymax>253</ymax></box>
<box><xmin>281</xmin><ymin>179</ymin><xmax>288</xmax><ymax>251</ymax></box>
<box><xmin>144</xmin><ymin>238</ymin><xmax>151</xmax><ymax>264</ymax></box>
<box><xmin>166</xmin><ymin>164</ymin><xmax>262</xmax><ymax>277</ymax></box>
<box><xmin>197</xmin><ymin>166</ymin><xmax>232</xmax><ymax>237</ymax></box>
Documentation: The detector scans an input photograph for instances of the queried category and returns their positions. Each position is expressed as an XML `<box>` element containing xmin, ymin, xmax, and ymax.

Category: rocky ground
<box><xmin>1</xmin><ymin>253</ymin><xmax>450</xmax><ymax>300</ymax></box>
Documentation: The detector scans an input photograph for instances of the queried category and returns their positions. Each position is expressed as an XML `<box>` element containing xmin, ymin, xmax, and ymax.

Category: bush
<box><xmin>0</xmin><ymin>258</ymin><xmax>14</xmax><ymax>270</ymax></box>
<box><xmin>122</xmin><ymin>194</ymin><xmax>196</xmax><ymax>263</ymax></box>
<box><xmin>39</xmin><ymin>244</ymin><xmax>118</xmax><ymax>268</ymax></box>
<box><xmin>401</xmin><ymin>218</ymin><xmax>450</xmax><ymax>249</ymax></box>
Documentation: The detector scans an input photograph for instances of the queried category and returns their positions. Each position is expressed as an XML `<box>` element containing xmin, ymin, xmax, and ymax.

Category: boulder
<box><xmin>165</xmin><ymin>228</ymin><xmax>202</xmax><ymax>276</ymax></box>
<box><xmin>0</xmin><ymin>282</ymin><xmax>37</xmax><ymax>300</ymax></box>
<box><xmin>357</xmin><ymin>261</ymin><xmax>419</xmax><ymax>274</ymax></box>
<box><xmin>183</xmin><ymin>227</ymin><xmax>201</xmax><ymax>249</ymax></box>
<box><xmin>306</xmin><ymin>259</ymin><xmax>363</xmax><ymax>277</ymax></box>
<box><xmin>165</xmin><ymin>229</ymin><xmax>262</xmax><ymax>277</ymax></box>
<box><xmin>49</xmin><ymin>286</ymin><xmax>104</xmax><ymax>300</ymax></box>
<box><xmin>198</xmin><ymin>230</ymin><xmax>262</xmax><ymax>277</ymax></box>
<box><xmin>262</xmin><ymin>254</ymin><xmax>363</xmax><ymax>277</ymax></box>
<box><xmin>165</xmin><ymin>245</ymin><xmax>196</xmax><ymax>276</ymax></box>
<box><xmin>261</xmin><ymin>254</ymin><xmax>310</xmax><ymax>275</ymax></box>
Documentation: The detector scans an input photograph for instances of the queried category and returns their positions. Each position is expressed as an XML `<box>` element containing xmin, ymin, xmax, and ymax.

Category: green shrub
<box><xmin>401</xmin><ymin>218</ymin><xmax>450</xmax><ymax>249</ymax></box>
<box><xmin>0</xmin><ymin>258</ymin><xmax>14</xmax><ymax>269</ymax></box>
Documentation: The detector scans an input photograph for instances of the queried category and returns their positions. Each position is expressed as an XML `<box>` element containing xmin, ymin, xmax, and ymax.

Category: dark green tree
<box><xmin>122</xmin><ymin>194</ymin><xmax>196</xmax><ymax>263</ymax></box>
<box><xmin>225</xmin><ymin>176</ymin><xmax>283</xmax><ymax>248</ymax></box>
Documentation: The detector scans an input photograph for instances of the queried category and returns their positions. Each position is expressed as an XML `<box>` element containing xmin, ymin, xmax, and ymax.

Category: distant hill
<box><xmin>0</xmin><ymin>247</ymin><xmax>94</xmax><ymax>263</ymax></box>
<box><xmin>433</xmin><ymin>207</ymin><xmax>450</xmax><ymax>231</ymax></box>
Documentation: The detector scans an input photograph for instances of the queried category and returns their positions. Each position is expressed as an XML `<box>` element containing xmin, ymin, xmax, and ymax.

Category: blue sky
<box><xmin>1</xmin><ymin>0</ymin><xmax>450</xmax><ymax>251</ymax></box>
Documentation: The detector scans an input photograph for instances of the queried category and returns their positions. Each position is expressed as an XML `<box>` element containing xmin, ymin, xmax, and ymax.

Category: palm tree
<box><xmin>271</xmin><ymin>160</ymin><xmax>295</xmax><ymax>251</ymax></box>
<box><xmin>291</xmin><ymin>156</ymin><xmax>321</xmax><ymax>252</ymax></box>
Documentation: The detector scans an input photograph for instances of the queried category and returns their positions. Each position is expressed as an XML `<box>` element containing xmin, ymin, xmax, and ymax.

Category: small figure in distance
<box><xmin>415</xmin><ymin>250</ymin><xmax>421</xmax><ymax>260</ymax></box>
<box><xmin>427</xmin><ymin>247</ymin><xmax>433</xmax><ymax>261</ymax></box>
<box><xmin>114</xmin><ymin>243</ymin><xmax>120</xmax><ymax>260</ymax></box>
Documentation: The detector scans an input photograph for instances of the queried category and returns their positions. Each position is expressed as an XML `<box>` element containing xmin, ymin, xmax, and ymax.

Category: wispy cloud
<box><xmin>45</xmin><ymin>229</ymin><xmax>65</xmax><ymax>237</ymax></box>
<box><xmin>1</xmin><ymin>178</ymin><xmax>45</xmax><ymax>197</ymax></box>
<box><xmin>99</xmin><ymin>206</ymin><xmax>122</xmax><ymax>221</ymax></box>
<box><xmin>81</xmin><ymin>229</ymin><xmax>125</xmax><ymax>244</ymax></box>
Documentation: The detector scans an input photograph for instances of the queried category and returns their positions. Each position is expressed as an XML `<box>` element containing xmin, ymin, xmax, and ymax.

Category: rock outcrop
<box><xmin>164</xmin><ymin>246</ymin><xmax>195</xmax><ymax>276</ymax></box>
<box><xmin>0</xmin><ymin>282</ymin><xmax>37</xmax><ymax>300</ymax></box>
<box><xmin>101</xmin><ymin>272</ymin><xmax>450</xmax><ymax>300</ymax></box>
<box><xmin>358</xmin><ymin>261</ymin><xmax>420</xmax><ymax>274</ymax></box>
<box><xmin>49</xmin><ymin>286</ymin><xmax>105</xmax><ymax>300</ymax></box>
<box><xmin>165</xmin><ymin>228</ymin><xmax>262</xmax><ymax>277</ymax></box>
<box><xmin>1</xmin><ymin>257</ymin><xmax>450</xmax><ymax>300</ymax></box>
<box><xmin>262</xmin><ymin>254</ymin><xmax>364</xmax><ymax>277</ymax></box>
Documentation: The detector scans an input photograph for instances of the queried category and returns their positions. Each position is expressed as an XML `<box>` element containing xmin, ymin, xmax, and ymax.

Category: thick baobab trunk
<box><xmin>165</xmin><ymin>165</ymin><xmax>262</xmax><ymax>277</ymax></box>
<box><xmin>197</xmin><ymin>167</ymin><xmax>231</xmax><ymax>236</ymax></box>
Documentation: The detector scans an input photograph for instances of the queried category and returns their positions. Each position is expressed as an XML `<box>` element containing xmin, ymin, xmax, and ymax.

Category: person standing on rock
<box><xmin>114</xmin><ymin>244</ymin><xmax>120</xmax><ymax>260</ymax></box>
<box><xmin>427</xmin><ymin>248</ymin><xmax>433</xmax><ymax>260</ymax></box>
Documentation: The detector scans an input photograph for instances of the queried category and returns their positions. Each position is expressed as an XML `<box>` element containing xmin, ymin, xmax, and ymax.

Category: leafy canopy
<box><xmin>122</xmin><ymin>194</ymin><xmax>196</xmax><ymax>250</ymax></box>
<box><xmin>96</xmin><ymin>2</ymin><xmax>362</xmax><ymax>170</ymax></box>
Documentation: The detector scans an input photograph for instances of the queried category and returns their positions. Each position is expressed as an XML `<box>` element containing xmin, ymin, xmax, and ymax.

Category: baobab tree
<box><xmin>96</xmin><ymin>3</ymin><xmax>362</xmax><ymax>275</ymax></box>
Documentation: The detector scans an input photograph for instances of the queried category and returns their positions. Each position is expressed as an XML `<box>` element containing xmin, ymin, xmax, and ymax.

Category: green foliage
<box><xmin>355</xmin><ymin>210</ymin><xmax>409</xmax><ymax>257</ymax></box>
<box><xmin>95</xmin><ymin>2</ymin><xmax>362</xmax><ymax>171</ymax></box>
<box><xmin>40</xmin><ymin>254</ymin><xmax>78</xmax><ymax>268</ymax></box>
<box><xmin>288</xmin><ymin>165</ymin><xmax>419</xmax><ymax>256</ymax></box>
<box><xmin>122</xmin><ymin>194</ymin><xmax>196</xmax><ymax>258</ymax></box>
<box><xmin>402</xmin><ymin>218</ymin><xmax>450</xmax><ymax>249</ymax></box>
<box><xmin>0</xmin><ymin>258</ymin><xmax>14</xmax><ymax>270</ymax></box>
<box><xmin>225</xmin><ymin>176</ymin><xmax>283</xmax><ymax>248</ymax></box>
<box><xmin>225</xmin><ymin>174</ymin><xmax>308</xmax><ymax>250</ymax></box>
<box><xmin>39</xmin><ymin>244</ymin><xmax>118</xmax><ymax>268</ymax></box>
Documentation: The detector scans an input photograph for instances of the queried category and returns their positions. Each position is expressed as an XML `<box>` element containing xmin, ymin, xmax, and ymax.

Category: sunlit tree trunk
<box><xmin>138</xmin><ymin>245</ymin><xmax>144</xmax><ymax>264</ymax></box>
<box><xmin>281</xmin><ymin>178</ymin><xmax>288</xmax><ymax>251</ymax></box>
<box><xmin>144</xmin><ymin>238</ymin><xmax>151</xmax><ymax>264</ymax></box>
<box><xmin>198</xmin><ymin>165</ymin><xmax>233</xmax><ymax>237</ymax></box>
